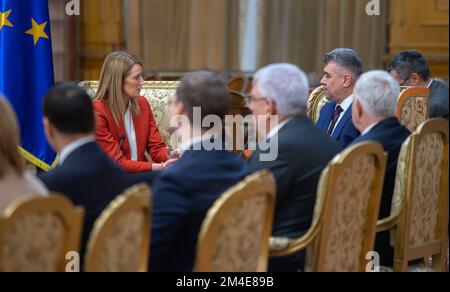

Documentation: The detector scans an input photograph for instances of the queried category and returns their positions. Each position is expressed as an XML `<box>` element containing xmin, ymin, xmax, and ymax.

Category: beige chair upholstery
<box><xmin>270</xmin><ymin>142</ymin><xmax>387</xmax><ymax>272</ymax></box>
<box><xmin>377</xmin><ymin>118</ymin><xmax>449</xmax><ymax>272</ymax></box>
<box><xmin>194</xmin><ymin>170</ymin><xmax>276</xmax><ymax>272</ymax></box>
<box><xmin>83</xmin><ymin>183</ymin><xmax>151</xmax><ymax>272</ymax></box>
<box><xmin>307</xmin><ymin>85</ymin><xmax>330</xmax><ymax>124</ymax></box>
<box><xmin>79</xmin><ymin>80</ymin><xmax>179</xmax><ymax>150</ymax></box>
<box><xmin>397</xmin><ymin>86</ymin><xmax>430</xmax><ymax>133</ymax></box>
<box><xmin>0</xmin><ymin>195</ymin><xmax>84</xmax><ymax>272</ymax></box>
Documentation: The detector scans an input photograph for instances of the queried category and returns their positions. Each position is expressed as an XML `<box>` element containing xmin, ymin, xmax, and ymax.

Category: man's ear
<box><xmin>267</xmin><ymin>99</ymin><xmax>277</xmax><ymax>115</ymax></box>
<box><xmin>354</xmin><ymin>98</ymin><xmax>364</xmax><ymax>118</ymax></box>
<box><xmin>410</xmin><ymin>73</ymin><xmax>421</xmax><ymax>86</ymax></box>
<box><xmin>343</xmin><ymin>73</ymin><xmax>353</xmax><ymax>88</ymax></box>
<box><xmin>43</xmin><ymin>117</ymin><xmax>51</xmax><ymax>138</ymax></box>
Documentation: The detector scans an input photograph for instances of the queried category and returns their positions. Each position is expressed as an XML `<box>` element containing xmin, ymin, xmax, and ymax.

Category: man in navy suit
<box><xmin>248</xmin><ymin>64</ymin><xmax>342</xmax><ymax>272</ymax></box>
<box><xmin>387</xmin><ymin>50</ymin><xmax>449</xmax><ymax>120</ymax></box>
<box><xmin>350</xmin><ymin>71</ymin><xmax>410</xmax><ymax>266</ymax></box>
<box><xmin>149</xmin><ymin>71</ymin><xmax>249</xmax><ymax>272</ymax></box>
<box><xmin>38</xmin><ymin>83</ymin><xmax>129</xmax><ymax>265</ymax></box>
<box><xmin>316</xmin><ymin>48</ymin><xmax>361</xmax><ymax>147</ymax></box>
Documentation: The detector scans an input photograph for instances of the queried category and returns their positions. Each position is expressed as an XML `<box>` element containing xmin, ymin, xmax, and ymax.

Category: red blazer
<box><xmin>93</xmin><ymin>96</ymin><xmax>168</xmax><ymax>173</ymax></box>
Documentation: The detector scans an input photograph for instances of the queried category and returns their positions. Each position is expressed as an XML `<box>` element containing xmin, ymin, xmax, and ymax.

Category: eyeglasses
<box><xmin>244</xmin><ymin>94</ymin><xmax>267</xmax><ymax>106</ymax></box>
<box><xmin>399</xmin><ymin>74</ymin><xmax>413</xmax><ymax>86</ymax></box>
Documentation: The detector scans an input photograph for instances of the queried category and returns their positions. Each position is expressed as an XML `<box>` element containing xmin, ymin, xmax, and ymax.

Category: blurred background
<box><xmin>49</xmin><ymin>0</ymin><xmax>449</xmax><ymax>86</ymax></box>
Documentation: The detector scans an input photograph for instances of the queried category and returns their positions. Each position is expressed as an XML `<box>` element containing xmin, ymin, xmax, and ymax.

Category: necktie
<box><xmin>327</xmin><ymin>105</ymin><xmax>344</xmax><ymax>135</ymax></box>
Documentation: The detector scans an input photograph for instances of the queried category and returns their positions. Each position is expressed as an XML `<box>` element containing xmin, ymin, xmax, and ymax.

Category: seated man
<box><xmin>316</xmin><ymin>48</ymin><xmax>361</xmax><ymax>147</ymax></box>
<box><xmin>387</xmin><ymin>50</ymin><xmax>449</xmax><ymax>119</ymax></box>
<box><xmin>38</xmin><ymin>83</ymin><xmax>129</xmax><ymax>263</ymax></box>
<box><xmin>149</xmin><ymin>71</ymin><xmax>249</xmax><ymax>272</ymax></box>
<box><xmin>350</xmin><ymin>70</ymin><xmax>410</xmax><ymax>266</ymax></box>
<box><xmin>248</xmin><ymin>63</ymin><xmax>342</xmax><ymax>272</ymax></box>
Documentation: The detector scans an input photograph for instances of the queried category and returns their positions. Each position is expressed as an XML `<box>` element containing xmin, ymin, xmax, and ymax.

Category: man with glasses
<box><xmin>387</xmin><ymin>50</ymin><xmax>449</xmax><ymax>119</ymax></box>
<box><xmin>247</xmin><ymin>63</ymin><xmax>341</xmax><ymax>272</ymax></box>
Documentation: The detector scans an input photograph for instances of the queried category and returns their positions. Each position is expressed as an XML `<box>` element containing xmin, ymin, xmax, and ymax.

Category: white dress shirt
<box><xmin>124</xmin><ymin>105</ymin><xmax>138</xmax><ymax>161</ymax></box>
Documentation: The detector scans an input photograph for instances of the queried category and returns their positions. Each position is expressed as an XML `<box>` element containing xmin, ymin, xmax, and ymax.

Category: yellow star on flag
<box><xmin>0</xmin><ymin>9</ymin><xmax>14</xmax><ymax>31</ymax></box>
<box><xmin>25</xmin><ymin>18</ymin><xmax>49</xmax><ymax>45</ymax></box>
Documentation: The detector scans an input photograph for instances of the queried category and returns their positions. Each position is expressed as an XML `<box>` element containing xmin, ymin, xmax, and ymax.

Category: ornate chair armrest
<box><xmin>376</xmin><ymin>215</ymin><xmax>399</xmax><ymax>233</ymax></box>
<box><xmin>269</xmin><ymin>237</ymin><xmax>292</xmax><ymax>252</ymax></box>
<box><xmin>269</xmin><ymin>226</ymin><xmax>319</xmax><ymax>257</ymax></box>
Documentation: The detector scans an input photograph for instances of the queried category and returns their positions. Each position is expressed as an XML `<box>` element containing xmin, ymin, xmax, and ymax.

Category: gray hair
<box><xmin>354</xmin><ymin>70</ymin><xmax>400</xmax><ymax>118</ymax></box>
<box><xmin>253</xmin><ymin>63</ymin><xmax>309</xmax><ymax>116</ymax></box>
<box><xmin>324</xmin><ymin>48</ymin><xmax>363</xmax><ymax>79</ymax></box>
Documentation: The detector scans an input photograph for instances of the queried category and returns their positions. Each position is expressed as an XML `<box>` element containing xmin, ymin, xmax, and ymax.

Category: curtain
<box><xmin>258</xmin><ymin>0</ymin><xmax>388</xmax><ymax>73</ymax></box>
<box><xmin>139</xmin><ymin>0</ymin><xmax>240</xmax><ymax>72</ymax></box>
<box><xmin>132</xmin><ymin>0</ymin><xmax>388</xmax><ymax>74</ymax></box>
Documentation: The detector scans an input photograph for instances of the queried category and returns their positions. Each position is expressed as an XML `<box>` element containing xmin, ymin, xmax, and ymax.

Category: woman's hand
<box><xmin>162</xmin><ymin>158</ymin><xmax>178</xmax><ymax>169</ymax></box>
<box><xmin>154</xmin><ymin>158</ymin><xmax>178</xmax><ymax>171</ymax></box>
<box><xmin>167</xmin><ymin>150</ymin><xmax>180</xmax><ymax>159</ymax></box>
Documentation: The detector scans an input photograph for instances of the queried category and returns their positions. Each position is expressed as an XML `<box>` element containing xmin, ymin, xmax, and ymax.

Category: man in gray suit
<box><xmin>387</xmin><ymin>50</ymin><xmax>449</xmax><ymax>119</ymax></box>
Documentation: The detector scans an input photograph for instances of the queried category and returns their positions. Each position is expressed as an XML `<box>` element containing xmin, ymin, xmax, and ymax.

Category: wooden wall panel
<box><xmin>80</xmin><ymin>0</ymin><xmax>125</xmax><ymax>80</ymax></box>
<box><xmin>388</xmin><ymin>0</ymin><xmax>449</xmax><ymax>78</ymax></box>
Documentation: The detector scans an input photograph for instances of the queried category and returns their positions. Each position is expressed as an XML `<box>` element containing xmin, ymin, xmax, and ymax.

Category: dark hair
<box><xmin>43</xmin><ymin>83</ymin><xmax>95</xmax><ymax>134</ymax></box>
<box><xmin>386</xmin><ymin>50</ymin><xmax>430</xmax><ymax>81</ymax></box>
<box><xmin>324</xmin><ymin>48</ymin><xmax>363</xmax><ymax>78</ymax></box>
<box><xmin>176</xmin><ymin>71</ymin><xmax>230</xmax><ymax>124</ymax></box>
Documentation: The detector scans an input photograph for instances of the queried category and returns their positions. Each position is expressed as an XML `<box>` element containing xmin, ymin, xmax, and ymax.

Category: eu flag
<box><xmin>0</xmin><ymin>0</ymin><xmax>57</xmax><ymax>170</ymax></box>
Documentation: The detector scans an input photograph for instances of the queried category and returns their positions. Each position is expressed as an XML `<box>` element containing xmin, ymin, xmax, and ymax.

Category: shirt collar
<box><xmin>337</xmin><ymin>94</ymin><xmax>354</xmax><ymax>112</ymax></box>
<box><xmin>361</xmin><ymin>121</ymin><xmax>380</xmax><ymax>136</ymax></box>
<box><xmin>427</xmin><ymin>78</ymin><xmax>435</xmax><ymax>88</ymax></box>
<box><xmin>59</xmin><ymin>135</ymin><xmax>96</xmax><ymax>165</ymax></box>
<box><xmin>177</xmin><ymin>133</ymin><xmax>214</xmax><ymax>156</ymax></box>
<box><xmin>267</xmin><ymin>117</ymin><xmax>293</xmax><ymax>139</ymax></box>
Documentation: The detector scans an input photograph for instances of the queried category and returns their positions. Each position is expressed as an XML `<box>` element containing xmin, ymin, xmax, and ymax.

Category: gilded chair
<box><xmin>270</xmin><ymin>142</ymin><xmax>387</xmax><ymax>272</ymax></box>
<box><xmin>397</xmin><ymin>86</ymin><xmax>430</xmax><ymax>133</ymax></box>
<box><xmin>228</xmin><ymin>76</ymin><xmax>247</xmax><ymax>93</ymax></box>
<box><xmin>194</xmin><ymin>170</ymin><xmax>276</xmax><ymax>272</ymax></box>
<box><xmin>0</xmin><ymin>195</ymin><xmax>84</xmax><ymax>272</ymax></box>
<box><xmin>84</xmin><ymin>183</ymin><xmax>151</xmax><ymax>272</ymax></box>
<box><xmin>79</xmin><ymin>80</ymin><xmax>180</xmax><ymax>150</ymax></box>
<box><xmin>377</xmin><ymin>118</ymin><xmax>449</xmax><ymax>272</ymax></box>
<box><xmin>307</xmin><ymin>85</ymin><xmax>330</xmax><ymax>124</ymax></box>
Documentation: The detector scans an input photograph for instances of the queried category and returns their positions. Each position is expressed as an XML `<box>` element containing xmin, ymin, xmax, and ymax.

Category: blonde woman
<box><xmin>93</xmin><ymin>51</ymin><xmax>177</xmax><ymax>173</ymax></box>
<box><xmin>0</xmin><ymin>96</ymin><xmax>48</xmax><ymax>213</ymax></box>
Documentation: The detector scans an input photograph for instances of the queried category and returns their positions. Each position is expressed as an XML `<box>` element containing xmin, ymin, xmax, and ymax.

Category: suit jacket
<box><xmin>351</xmin><ymin>117</ymin><xmax>410</xmax><ymax>266</ymax></box>
<box><xmin>149</xmin><ymin>147</ymin><xmax>249</xmax><ymax>272</ymax></box>
<box><xmin>316</xmin><ymin>101</ymin><xmax>360</xmax><ymax>148</ymax></box>
<box><xmin>249</xmin><ymin>116</ymin><xmax>342</xmax><ymax>271</ymax></box>
<box><xmin>93</xmin><ymin>96</ymin><xmax>168</xmax><ymax>173</ymax></box>
<box><xmin>38</xmin><ymin>142</ymin><xmax>129</xmax><ymax>263</ymax></box>
<box><xmin>429</xmin><ymin>80</ymin><xmax>449</xmax><ymax>119</ymax></box>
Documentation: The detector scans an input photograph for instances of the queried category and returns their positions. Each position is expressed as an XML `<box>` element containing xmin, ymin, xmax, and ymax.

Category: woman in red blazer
<box><xmin>93</xmin><ymin>51</ymin><xmax>176</xmax><ymax>173</ymax></box>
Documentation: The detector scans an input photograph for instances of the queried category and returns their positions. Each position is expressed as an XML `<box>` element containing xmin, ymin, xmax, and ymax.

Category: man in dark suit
<box><xmin>149</xmin><ymin>71</ymin><xmax>249</xmax><ymax>272</ymax></box>
<box><xmin>350</xmin><ymin>70</ymin><xmax>410</xmax><ymax>266</ymax></box>
<box><xmin>38</xmin><ymin>83</ymin><xmax>129</xmax><ymax>265</ymax></box>
<box><xmin>387</xmin><ymin>50</ymin><xmax>449</xmax><ymax>119</ymax></box>
<box><xmin>316</xmin><ymin>48</ymin><xmax>361</xmax><ymax>147</ymax></box>
<box><xmin>247</xmin><ymin>64</ymin><xmax>342</xmax><ymax>272</ymax></box>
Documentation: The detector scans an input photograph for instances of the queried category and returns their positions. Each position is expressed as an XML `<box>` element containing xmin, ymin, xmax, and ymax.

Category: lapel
<box><xmin>331</xmin><ymin>105</ymin><xmax>352</xmax><ymax>139</ymax></box>
<box><xmin>317</xmin><ymin>101</ymin><xmax>336</xmax><ymax>130</ymax></box>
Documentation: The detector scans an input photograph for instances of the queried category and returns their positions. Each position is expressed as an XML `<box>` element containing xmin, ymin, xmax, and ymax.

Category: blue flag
<box><xmin>0</xmin><ymin>0</ymin><xmax>57</xmax><ymax>170</ymax></box>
